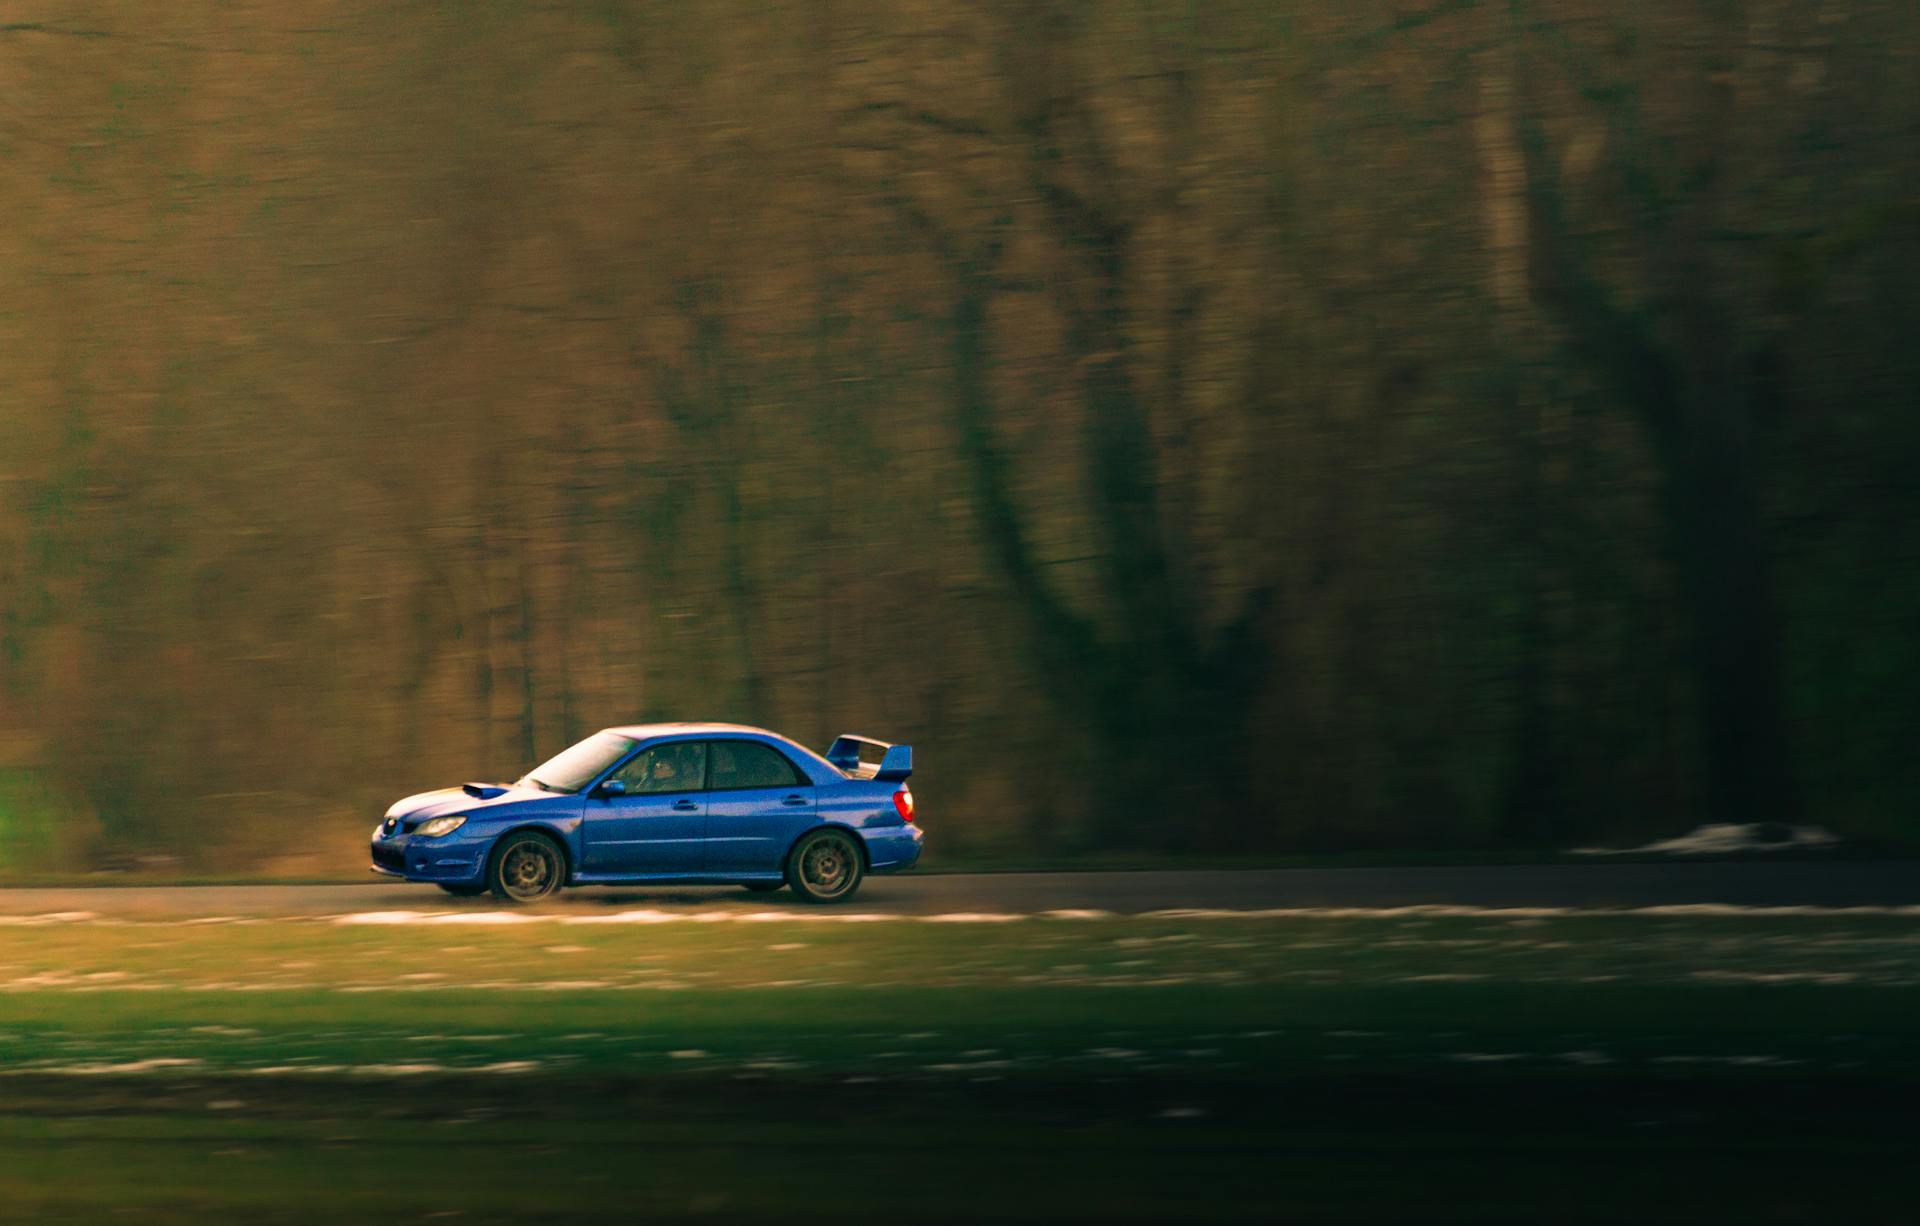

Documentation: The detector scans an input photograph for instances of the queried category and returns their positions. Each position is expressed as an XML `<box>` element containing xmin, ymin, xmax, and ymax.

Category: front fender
<box><xmin>473</xmin><ymin>817</ymin><xmax>584</xmax><ymax>880</ymax></box>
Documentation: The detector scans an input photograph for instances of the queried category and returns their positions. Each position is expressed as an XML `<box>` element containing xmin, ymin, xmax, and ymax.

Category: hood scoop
<box><xmin>461</xmin><ymin>782</ymin><xmax>509</xmax><ymax>800</ymax></box>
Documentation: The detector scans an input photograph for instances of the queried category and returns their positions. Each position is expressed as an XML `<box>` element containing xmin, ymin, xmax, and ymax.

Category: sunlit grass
<box><xmin>0</xmin><ymin>915</ymin><xmax>1916</xmax><ymax>1221</ymax></box>
<box><xmin>0</xmin><ymin>914</ymin><xmax>1916</xmax><ymax>1077</ymax></box>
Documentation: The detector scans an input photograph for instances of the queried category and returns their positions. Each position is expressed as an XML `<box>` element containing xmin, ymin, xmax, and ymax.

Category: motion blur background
<box><xmin>2</xmin><ymin>1</ymin><xmax>1916</xmax><ymax>873</ymax></box>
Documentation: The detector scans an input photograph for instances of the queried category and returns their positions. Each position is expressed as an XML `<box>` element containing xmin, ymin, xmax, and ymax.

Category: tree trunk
<box><xmin>1515</xmin><ymin>65</ymin><xmax>1802</xmax><ymax>834</ymax></box>
<box><xmin>1664</xmin><ymin>382</ymin><xmax>1800</xmax><ymax>826</ymax></box>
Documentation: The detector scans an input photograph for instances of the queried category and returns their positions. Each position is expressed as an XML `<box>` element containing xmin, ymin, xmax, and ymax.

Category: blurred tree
<box><xmin>0</xmin><ymin>0</ymin><xmax>1914</xmax><ymax>867</ymax></box>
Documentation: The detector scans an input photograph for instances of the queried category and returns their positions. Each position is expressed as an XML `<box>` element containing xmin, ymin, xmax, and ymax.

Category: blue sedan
<box><xmin>371</xmin><ymin>724</ymin><xmax>920</xmax><ymax>903</ymax></box>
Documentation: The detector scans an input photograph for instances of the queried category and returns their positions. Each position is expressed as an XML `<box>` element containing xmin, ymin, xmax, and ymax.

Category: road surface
<box><xmin>2</xmin><ymin>861</ymin><xmax>1916</xmax><ymax>917</ymax></box>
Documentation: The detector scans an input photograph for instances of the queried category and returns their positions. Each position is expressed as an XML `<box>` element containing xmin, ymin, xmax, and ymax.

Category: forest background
<box><xmin>2</xmin><ymin>1</ymin><xmax>1916</xmax><ymax>872</ymax></box>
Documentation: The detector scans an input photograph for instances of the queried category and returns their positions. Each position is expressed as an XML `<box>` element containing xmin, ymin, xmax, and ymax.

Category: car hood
<box><xmin>383</xmin><ymin>783</ymin><xmax>556</xmax><ymax>824</ymax></box>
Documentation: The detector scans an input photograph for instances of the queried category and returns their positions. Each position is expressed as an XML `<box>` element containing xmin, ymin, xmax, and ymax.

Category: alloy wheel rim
<box><xmin>802</xmin><ymin>839</ymin><xmax>853</xmax><ymax>895</ymax></box>
<box><xmin>503</xmin><ymin>843</ymin><xmax>556</xmax><ymax>898</ymax></box>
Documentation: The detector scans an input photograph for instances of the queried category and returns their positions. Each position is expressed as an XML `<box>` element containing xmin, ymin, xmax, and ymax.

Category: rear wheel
<box><xmin>436</xmin><ymin>883</ymin><xmax>488</xmax><ymax>897</ymax></box>
<box><xmin>786</xmin><ymin>828</ymin><xmax>863</xmax><ymax>904</ymax></box>
<box><xmin>742</xmin><ymin>882</ymin><xmax>784</xmax><ymax>895</ymax></box>
<box><xmin>488</xmin><ymin>831</ymin><xmax>565</xmax><ymax>903</ymax></box>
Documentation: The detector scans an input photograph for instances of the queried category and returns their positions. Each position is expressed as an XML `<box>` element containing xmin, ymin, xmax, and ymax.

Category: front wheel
<box><xmin>488</xmin><ymin>831</ymin><xmax>566</xmax><ymax>903</ymax></box>
<box><xmin>786</xmin><ymin>828</ymin><xmax>864</xmax><ymax>904</ymax></box>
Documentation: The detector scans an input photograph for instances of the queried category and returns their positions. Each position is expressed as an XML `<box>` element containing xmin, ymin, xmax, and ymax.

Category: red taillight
<box><xmin>893</xmin><ymin>788</ymin><xmax>914</xmax><ymax>823</ymax></box>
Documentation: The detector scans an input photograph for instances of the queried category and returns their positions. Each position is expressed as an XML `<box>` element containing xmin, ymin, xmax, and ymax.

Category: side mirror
<box><xmin>597</xmin><ymin>778</ymin><xmax>627</xmax><ymax>798</ymax></box>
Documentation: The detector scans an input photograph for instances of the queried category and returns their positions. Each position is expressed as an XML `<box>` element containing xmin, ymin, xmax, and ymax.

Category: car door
<box><xmin>580</xmin><ymin>739</ymin><xmax>708</xmax><ymax>875</ymax></box>
<box><xmin>702</xmin><ymin>739</ymin><xmax>815</xmax><ymax>875</ymax></box>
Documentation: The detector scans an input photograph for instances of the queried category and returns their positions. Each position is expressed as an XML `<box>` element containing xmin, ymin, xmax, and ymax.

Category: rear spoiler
<box><xmin>825</xmin><ymin>735</ymin><xmax>913</xmax><ymax>782</ymax></box>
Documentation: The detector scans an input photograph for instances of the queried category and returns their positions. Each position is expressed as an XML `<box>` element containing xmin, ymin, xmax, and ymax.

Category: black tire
<box><xmin>488</xmin><ymin>831</ymin><xmax>566</xmax><ymax>903</ymax></box>
<box><xmin>437</xmin><ymin>882</ymin><xmax>489</xmax><ymax>897</ymax></box>
<box><xmin>742</xmin><ymin>882</ymin><xmax>784</xmax><ymax>895</ymax></box>
<box><xmin>785</xmin><ymin>828</ymin><xmax>863</xmax><ymax>904</ymax></box>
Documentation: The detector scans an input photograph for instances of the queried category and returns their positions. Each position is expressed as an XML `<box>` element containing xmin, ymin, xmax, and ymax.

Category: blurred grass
<box><xmin>1</xmin><ymin>914</ymin><xmax>1917</xmax><ymax>1078</ymax></box>
<box><xmin>0</xmin><ymin>915</ymin><xmax>1917</xmax><ymax>1220</ymax></box>
<box><xmin>0</xmin><ymin>1074</ymin><xmax>1913</xmax><ymax>1224</ymax></box>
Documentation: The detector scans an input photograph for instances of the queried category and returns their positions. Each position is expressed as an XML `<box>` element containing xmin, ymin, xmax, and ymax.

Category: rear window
<box><xmin>708</xmin><ymin>740</ymin><xmax>806</xmax><ymax>790</ymax></box>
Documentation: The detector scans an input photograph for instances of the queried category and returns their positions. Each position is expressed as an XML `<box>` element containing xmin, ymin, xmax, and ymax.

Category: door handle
<box><xmin>672</xmin><ymin>799</ymin><xmax>698</xmax><ymax>812</ymax></box>
<box><xmin>781</xmin><ymin>795</ymin><xmax>807</xmax><ymax>806</ymax></box>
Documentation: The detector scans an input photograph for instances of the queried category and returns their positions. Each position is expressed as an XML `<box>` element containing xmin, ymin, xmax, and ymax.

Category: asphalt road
<box><xmin>1</xmin><ymin>860</ymin><xmax>1916</xmax><ymax>917</ymax></box>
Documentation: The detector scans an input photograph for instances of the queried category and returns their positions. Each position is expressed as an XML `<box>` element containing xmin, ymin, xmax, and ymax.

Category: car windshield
<box><xmin>517</xmin><ymin>731</ymin><xmax>637</xmax><ymax>795</ymax></box>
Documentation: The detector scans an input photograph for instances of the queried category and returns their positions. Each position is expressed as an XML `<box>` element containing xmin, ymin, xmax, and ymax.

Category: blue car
<box><xmin>371</xmin><ymin>724</ymin><xmax>920</xmax><ymax>903</ymax></box>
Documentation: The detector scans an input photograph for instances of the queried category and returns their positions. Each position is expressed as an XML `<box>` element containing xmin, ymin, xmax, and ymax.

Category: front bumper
<box><xmin>370</xmin><ymin>830</ymin><xmax>486</xmax><ymax>884</ymax></box>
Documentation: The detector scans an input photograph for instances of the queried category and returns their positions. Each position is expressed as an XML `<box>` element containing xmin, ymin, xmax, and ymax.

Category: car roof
<box><xmin>601</xmin><ymin>722</ymin><xmax>786</xmax><ymax>742</ymax></box>
<box><xmin>596</xmin><ymin>723</ymin><xmax>847</xmax><ymax>783</ymax></box>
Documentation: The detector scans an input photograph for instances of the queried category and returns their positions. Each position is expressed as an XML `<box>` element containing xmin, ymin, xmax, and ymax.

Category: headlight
<box><xmin>414</xmin><ymin>815</ymin><xmax>468</xmax><ymax>838</ymax></box>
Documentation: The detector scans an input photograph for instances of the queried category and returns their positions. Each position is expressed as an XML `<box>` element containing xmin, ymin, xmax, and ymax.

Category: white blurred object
<box><xmin>1572</xmin><ymin>823</ymin><xmax>1842</xmax><ymax>856</ymax></box>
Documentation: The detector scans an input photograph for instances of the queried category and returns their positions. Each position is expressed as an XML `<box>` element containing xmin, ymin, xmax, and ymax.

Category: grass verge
<box><xmin>0</xmin><ymin>913</ymin><xmax>1914</xmax><ymax>1221</ymax></box>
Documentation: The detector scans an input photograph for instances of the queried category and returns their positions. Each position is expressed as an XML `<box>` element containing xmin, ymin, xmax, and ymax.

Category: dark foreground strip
<box><xmin>0</xmin><ymin>1071</ymin><xmax>1913</xmax><ymax>1224</ymax></box>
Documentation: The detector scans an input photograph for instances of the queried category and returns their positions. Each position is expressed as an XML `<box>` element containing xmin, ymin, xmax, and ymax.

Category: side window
<box><xmin>611</xmin><ymin>741</ymin><xmax>708</xmax><ymax>795</ymax></box>
<box><xmin>708</xmin><ymin>740</ymin><xmax>805</xmax><ymax>791</ymax></box>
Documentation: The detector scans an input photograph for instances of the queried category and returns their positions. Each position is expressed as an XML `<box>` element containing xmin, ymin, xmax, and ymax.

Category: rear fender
<box><xmin>783</xmin><ymin>823</ymin><xmax>870</xmax><ymax>872</ymax></box>
<box><xmin>814</xmin><ymin>781</ymin><xmax>910</xmax><ymax>834</ymax></box>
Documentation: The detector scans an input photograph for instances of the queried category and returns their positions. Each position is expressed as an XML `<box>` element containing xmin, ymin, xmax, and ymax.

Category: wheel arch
<box><xmin>488</xmin><ymin>823</ymin><xmax>576</xmax><ymax>882</ymax></box>
<box><xmin>782</xmin><ymin>822</ymin><xmax>870</xmax><ymax>875</ymax></box>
